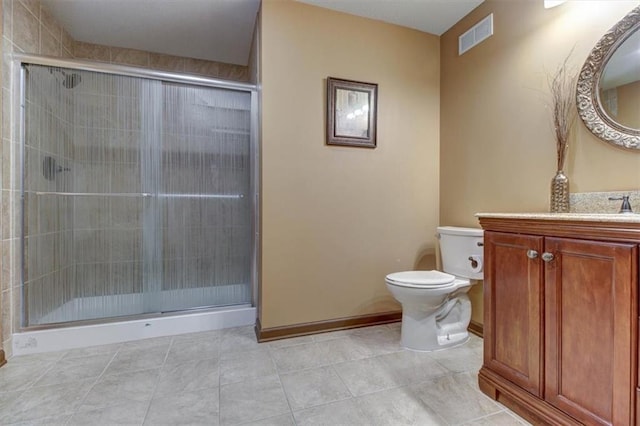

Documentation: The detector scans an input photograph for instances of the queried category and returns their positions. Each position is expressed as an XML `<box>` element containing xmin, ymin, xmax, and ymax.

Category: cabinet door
<box><xmin>544</xmin><ymin>237</ymin><xmax>637</xmax><ymax>426</ymax></box>
<box><xmin>484</xmin><ymin>231</ymin><xmax>544</xmax><ymax>397</ymax></box>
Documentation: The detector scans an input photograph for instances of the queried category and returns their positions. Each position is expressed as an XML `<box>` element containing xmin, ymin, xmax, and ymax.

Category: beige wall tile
<box><xmin>3</xmin><ymin>0</ymin><xmax>13</xmax><ymax>41</ymax></box>
<box><xmin>40</xmin><ymin>28</ymin><xmax>60</xmax><ymax>57</ymax></box>
<box><xmin>39</xmin><ymin>3</ymin><xmax>61</xmax><ymax>40</ymax></box>
<box><xmin>8</xmin><ymin>142</ymin><xmax>18</xmax><ymax>191</ymax></box>
<box><xmin>10</xmin><ymin>191</ymin><xmax>19</xmax><ymax>242</ymax></box>
<box><xmin>61</xmin><ymin>28</ymin><xmax>73</xmax><ymax>53</ymax></box>
<box><xmin>2</xmin><ymin>87</ymin><xmax>11</xmax><ymax>144</ymax></box>
<box><xmin>2</xmin><ymin>288</ymin><xmax>11</xmax><ymax>341</ymax></box>
<box><xmin>221</xmin><ymin>63</ymin><xmax>249</xmax><ymax>82</ymax></box>
<box><xmin>184</xmin><ymin>57</ymin><xmax>218</xmax><ymax>76</ymax></box>
<box><xmin>0</xmin><ymin>138</ymin><xmax>3</xmax><ymax>192</ymax></box>
<box><xmin>61</xmin><ymin>47</ymin><xmax>72</xmax><ymax>59</ymax></box>
<box><xmin>2</xmin><ymin>39</ymin><xmax>12</xmax><ymax>90</ymax></box>
<box><xmin>2</xmin><ymin>240</ymin><xmax>10</xmax><ymax>293</ymax></box>
<box><xmin>1</xmin><ymin>140</ymin><xmax>8</xmax><ymax>191</ymax></box>
<box><xmin>10</xmin><ymin>238</ymin><xmax>20</xmax><ymax>288</ymax></box>
<box><xmin>72</xmin><ymin>43</ymin><xmax>247</xmax><ymax>82</ymax></box>
<box><xmin>217</xmin><ymin>62</ymin><xmax>234</xmax><ymax>79</ymax></box>
<box><xmin>18</xmin><ymin>0</ymin><xmax>39</xmax><ymax>18</ymax></box>
<box><xmin>0</xmin><ymin>292</ymin><xmax>2</xmax><ymax>352</ymax></box>
<box><xmin>0</xmin><ymin>291</ymin><xmax>4</xmax><ymax>346</ymax></box>
<box><xmin>149</xmin><ymin>52</ymin><xmax>185</xmax><ymax>72</ymax></box>
<box><xmin>110</xmin><ymin>46</ymin><xmax>149</xmax><ymax>67</ymax></box>
<box><xmin>184</xmin><ymin>57</ymin><xmax>249</xmax><ymax>81</ymax></box>
<box><xmin>10</xmin><ymin>283</ymin><xmax>19</xmax><ymax>333</ymax></box>
<box><xmin>1</xmin><ymin>190</ymin><xmax>8</xmax><ymax>242</ymax></box>
<box><xmin>13</xmin><ymin>0</ymin><xmax>40</xmax><ymax>53</ymax></box>
<box><xmin>74</xmin><ymin>41</ymin><xmax>110</xmax><ymax>62</ymax></box>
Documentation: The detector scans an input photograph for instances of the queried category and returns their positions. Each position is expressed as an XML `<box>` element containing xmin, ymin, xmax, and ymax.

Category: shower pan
<box><xmin>16</xmin><ymin>56</ymin><xmax>258</xmax><ymax>350</ymax></box>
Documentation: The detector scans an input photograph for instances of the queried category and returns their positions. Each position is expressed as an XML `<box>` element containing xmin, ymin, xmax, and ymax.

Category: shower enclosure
<box><xmin>20</xmin><ymin>57</ymin><xmax>257</xmax><ymax>328</ymax></box>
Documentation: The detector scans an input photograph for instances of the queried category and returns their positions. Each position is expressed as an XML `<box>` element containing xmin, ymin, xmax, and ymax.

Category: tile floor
<box><xmin>0</xmin><ymin>323</ymin><xmax>530</xmax><ymax>425</ymax></box>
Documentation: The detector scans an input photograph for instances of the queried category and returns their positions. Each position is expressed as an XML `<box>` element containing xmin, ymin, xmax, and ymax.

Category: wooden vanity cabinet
<box><xmin>478</xmin><ymin>216</ymin><xmax>639</xmax><ymax>426</ymax></box>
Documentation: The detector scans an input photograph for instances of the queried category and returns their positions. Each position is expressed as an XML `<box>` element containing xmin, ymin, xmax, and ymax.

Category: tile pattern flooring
<box><xmin>0</xmin><ymin>323</ymin><xmax>530</xmax><ymax>425</ymax></box>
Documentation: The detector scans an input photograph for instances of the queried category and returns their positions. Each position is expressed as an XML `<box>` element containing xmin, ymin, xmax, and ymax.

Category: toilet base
<box><xmin>400</xmin><ymin>316</ymin><xmax>470</xmax><ymax>351</ymax></box>
<box><xmin>400</xmin><ymin>294</ymin><xmax>472</xmax><ymax>352</ymax></box>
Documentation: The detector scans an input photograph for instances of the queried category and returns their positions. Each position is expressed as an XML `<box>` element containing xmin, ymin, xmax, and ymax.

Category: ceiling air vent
<box><xmin>458</xmin><ymin>14</ymin><xmax>493</xmax><ymax>55</ymax></box>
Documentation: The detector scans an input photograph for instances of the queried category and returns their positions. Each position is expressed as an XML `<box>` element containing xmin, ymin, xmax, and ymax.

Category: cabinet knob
<box><xmin>541</xmin><ymin>252</ymin><xmax>555</xmax><ymax>262</ymax></box>
<box><xmin>526</xmin><ymin>250</ymin><xmax>538</xmax><ymax>259</ymax></box>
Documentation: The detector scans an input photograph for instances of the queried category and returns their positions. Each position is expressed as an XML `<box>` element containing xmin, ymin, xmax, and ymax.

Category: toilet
<box><xmin>386</xmin><ymin>226</ymin><xmax>484</xmax><ymax>351</ymax></box>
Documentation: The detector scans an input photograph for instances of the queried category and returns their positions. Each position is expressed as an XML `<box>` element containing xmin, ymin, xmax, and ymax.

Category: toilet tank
<box><xmin>437</xmin><ymin>226</ymin><xmax>484</xmax><ymax>280</ymax></box>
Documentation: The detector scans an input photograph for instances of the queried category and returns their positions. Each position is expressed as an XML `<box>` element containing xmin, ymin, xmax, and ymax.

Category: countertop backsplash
<box><xmin>570</xmin><ymin>190</ymin><xmax>640</xmax><ymax>214</ymax></box>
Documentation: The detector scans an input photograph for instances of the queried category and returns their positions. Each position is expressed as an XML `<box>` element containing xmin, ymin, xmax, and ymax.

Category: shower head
<box><xmin>48</xmin><ymin>67</ymin><xmax>82</xmax><ymax>89</ymax></box>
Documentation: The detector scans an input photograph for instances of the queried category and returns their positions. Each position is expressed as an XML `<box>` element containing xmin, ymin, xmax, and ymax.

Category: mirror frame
<box><xmin>576</xmin><ymin>6</ymin><xmax>640</xmax><ymax>150</ymax></box>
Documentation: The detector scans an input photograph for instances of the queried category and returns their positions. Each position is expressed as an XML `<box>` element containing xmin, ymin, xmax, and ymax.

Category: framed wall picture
<box><xmin>326</xmin><ymin>77</ymin><xmax>378</xmax><ymax>148</ymax></box>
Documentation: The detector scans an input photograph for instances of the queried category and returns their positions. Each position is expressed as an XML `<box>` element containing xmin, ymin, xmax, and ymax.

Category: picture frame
<box><xmin>326</xmin><ymin>77</ymin><xmax>378</xmax><ymax>148</ymax></box>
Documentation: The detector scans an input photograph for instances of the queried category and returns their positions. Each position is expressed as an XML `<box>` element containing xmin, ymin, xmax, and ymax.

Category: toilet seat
<box><xmin>385</xmin><ymin>270</ymin><xmax>456</xmax><ymax>289</ymax></box>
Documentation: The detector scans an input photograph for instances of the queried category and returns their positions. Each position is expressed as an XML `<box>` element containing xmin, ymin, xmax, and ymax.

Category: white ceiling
<box><xmin>42</xmin><ymin>0</ymin><xmax>483</xmax><ymax>67</ymax></box>
<box><xmin>297</xmin><ymin>0</ymin><xmax>484</xmax><ymax>36</ymax></box>
<box><xmin>42</xmin><ymin>0</ymin><xmax>261</xmax><ymax>66</ymax></box>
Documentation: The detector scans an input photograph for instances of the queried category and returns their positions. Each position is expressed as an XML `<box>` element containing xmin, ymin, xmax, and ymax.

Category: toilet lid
<box><xmin>385</xmin><ymin>270</ymin><xmax>456</xmax><ymax>288</ymax></box>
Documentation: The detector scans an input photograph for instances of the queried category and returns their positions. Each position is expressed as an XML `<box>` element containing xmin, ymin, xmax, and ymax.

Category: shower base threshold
<box><xmin>12</xmin><ymin>305</ymin><xmax>256</xmax><ymax>355</ymax></box>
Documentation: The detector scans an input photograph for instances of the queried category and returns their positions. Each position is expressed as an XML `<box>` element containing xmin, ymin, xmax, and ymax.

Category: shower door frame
<box><xmin>16</xmin><ymin>54</ymin><xmax>260</xmax><ymax>330</ymax></box>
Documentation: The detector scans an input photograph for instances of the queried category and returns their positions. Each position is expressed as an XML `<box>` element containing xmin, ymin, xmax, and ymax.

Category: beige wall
<box><xmin>260</xmin><ymin>0</ymin><xmax>440</xmax><ymax>329</ymax></box>
<box><xmin>440</xmin><ymin>0</ymin><xmax>640</xmax><ymax>325</ymax></box>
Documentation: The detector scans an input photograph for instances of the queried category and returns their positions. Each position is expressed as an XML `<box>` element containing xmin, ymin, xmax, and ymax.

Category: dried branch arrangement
<box><xmin>548</xmin><ymin>53</ymin><xmax>577</xmax><ymax>171</ymax></box>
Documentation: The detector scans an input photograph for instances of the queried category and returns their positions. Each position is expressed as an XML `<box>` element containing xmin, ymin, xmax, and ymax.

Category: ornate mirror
<box><xmin>576</xmin><ymin>6</ymin><xmax>640</xmax><ymax>150</ymax></box>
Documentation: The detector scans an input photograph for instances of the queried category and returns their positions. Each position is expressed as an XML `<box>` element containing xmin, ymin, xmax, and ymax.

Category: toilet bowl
<box><xmin>386</xmin><ymin>226</ymin><xmax>483</xmax><ymax>351</ymax></box>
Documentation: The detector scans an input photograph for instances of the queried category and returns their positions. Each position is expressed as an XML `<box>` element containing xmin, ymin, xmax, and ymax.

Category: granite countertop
<box><xmin>475</xmin><ymin>212</ymin><xmax>640</xmax><ymax>223</ymax></box>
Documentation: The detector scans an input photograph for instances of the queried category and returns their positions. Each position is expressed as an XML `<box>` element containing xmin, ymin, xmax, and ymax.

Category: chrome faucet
<box><xmin>608</xmin><ymin>195</ymin><xmax>633</xmax><ymax>214</ymax></box>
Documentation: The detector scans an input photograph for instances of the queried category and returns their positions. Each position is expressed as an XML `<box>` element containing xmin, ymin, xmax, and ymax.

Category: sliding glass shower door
<box><xmin>22</xmin><ymin>63</ymin><xmax>254</xmax><ymax>326</ymax></box>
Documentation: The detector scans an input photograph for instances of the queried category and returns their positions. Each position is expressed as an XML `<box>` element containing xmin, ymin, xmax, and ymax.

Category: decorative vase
<box><xmin>550</xmin><ymin>170</ymin><xmax>570</xmax><ymax>213</ymax></box>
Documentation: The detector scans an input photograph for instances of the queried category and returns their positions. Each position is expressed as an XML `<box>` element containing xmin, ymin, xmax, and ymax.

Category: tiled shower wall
<box><xmin>0</xmin><ymin>0</ymin><xmax>71</xmax><ymax>359</ymax></box>
<box><xmin>1</xmin><ymin>0</ymin><xmax>252</xmax><ymax>357</ymax></box>
<box><xmin>74</xmin><ymin>41</ymin><xmax>250</xmax><ymax>82</ymax></box>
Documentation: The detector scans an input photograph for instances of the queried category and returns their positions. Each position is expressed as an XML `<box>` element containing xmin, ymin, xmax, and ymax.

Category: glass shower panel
<box><xmin>158</xmin><ymin>84</ymin><xmax>252</xmax><ymax>311</ymax></box>
<box><xmin>22</xmin><ymin>63</ymin><xmax>253</xmax><ymax>327</ymax></box>
<box><xmin>23</xmin><ymin>64</ymin><xmax>159</xmax><ymax>325</ymax></box>
<box><xmin>22</xmin><ymin>65</ymin><xmax>75</xmax><ymax>325</ymax></box>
